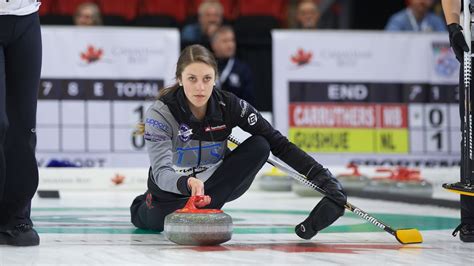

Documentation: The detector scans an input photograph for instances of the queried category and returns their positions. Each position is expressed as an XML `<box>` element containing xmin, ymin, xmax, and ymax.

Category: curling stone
<box><xmin>164</xmin><ymin>195</ymin><xmax>233</xmax><ymax>246</ymax></box>
<box><xmin>363</xmin><ymin>167</ymin><xmax>433</xmax><ymax>198</ymax></box>
<box><xmin>386</xmin><ymin>168</ymin><xmax>433</xmax><ymax>198</ymax></box>
<box><xmin>363</xmin><ymin>178</ymin><xmax>394</xmax><ymax>194</ymax></box>
<box><xmin>336</xmin><ymin>163</ymin><xmax>370</xmax><ymax>193</ymax></box>
<box><xmin>363</xmin><ymin>167</ymin><xmax>397</xmax><ymax>194</ymax></box>
<box><xmin>336</xmin><ymin>174</ymin><xmax>370</xmax><ymax>193</ymax></box>
<box><xmin>259</xmin><ymin>167</ymin><xmax>293</xmax><ymax>191</ymax></box>
<box><xmin>364</xmin><ymin>179</ymin><xmax>433</xmax><ymax>198</ymax></box>
<box><xmin>387</xmin><ymin>180</ymin><xmax>433</xmax><ymax>198</ymax></box>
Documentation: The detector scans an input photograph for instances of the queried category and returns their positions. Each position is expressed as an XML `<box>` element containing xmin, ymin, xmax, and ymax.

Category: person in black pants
<box><xmin>442</xmin><ymin>0</ymin><xmax>474</xmax><ymax>242</ymax></box>
<box><xmin>0</xmin><ymin>1</ymin><xmax>42</xmax><ymax>246</ymax></box>
<box><xmin>130</xmin><ymin>44</ymin><xmax>347</xmax><ymax>239</ymax></box>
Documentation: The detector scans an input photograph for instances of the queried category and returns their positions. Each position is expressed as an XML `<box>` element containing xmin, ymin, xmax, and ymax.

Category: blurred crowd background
<box><xmin>38</xmin><ymin>0</ymin><xmax>447</xmax><ymax>112</ymax></box>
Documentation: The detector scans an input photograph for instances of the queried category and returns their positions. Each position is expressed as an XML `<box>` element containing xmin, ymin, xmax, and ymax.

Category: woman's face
<box><xmin>180</xmin><ymin>62</ymin><xmax>216</xmax><ymax>110</ymax></box>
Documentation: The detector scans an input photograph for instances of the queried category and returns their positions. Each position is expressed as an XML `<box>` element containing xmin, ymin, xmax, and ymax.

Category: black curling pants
<box><xmin>130</xmin><ymin>135</ymin><xmax>270</xmax><ymax>231</ymax></box>
<box><xmin>460</xmin><ymin>55</ymin><xmax>474</xmax><ymax>225</ymax></box>
<box><xmin>0</xmin><ymin>12</ymin><xmax>42</xmax><ymax>228</ymax></box>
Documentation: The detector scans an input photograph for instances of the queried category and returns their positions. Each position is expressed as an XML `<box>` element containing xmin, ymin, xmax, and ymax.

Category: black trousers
<box><xmin>460</xmin><ymin>54</ymin><xmax>474</xmax><ymax>224</ymax></box>
<box><xmin>0</xmin><ymin>13</ymin><xmax>42</xmax><ymax>227</ymax></box>
<box><xmin>130</xmin><ymin>135</ymin><xmax>270</xmax><ymax>231</ymax></box>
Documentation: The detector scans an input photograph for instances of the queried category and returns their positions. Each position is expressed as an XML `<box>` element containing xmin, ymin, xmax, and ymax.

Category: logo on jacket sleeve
<box><xmin>204</xmin><ymin>124</ymin><xmax>227</xmax><ymax>132</ymax></box>
<box><xmin>239</xmin><ymin>99</ymin><xmax>248</xmax><ymax>118</ymax></box>
<box><xmin>145</xmin><ymin>118</ymin><xmax>169</xmax><ymax>132</ymax></box>
<box><xmin>248</xmin><ymin>113</ymin><xmax>257</xmax><ymax>126</ymax></box>
<box><xmin>178</xmin><ymin>123</ymin><xmax>193</xmax><ymax>142</ymax></box>
<box><xmin>144</xmin><ymin>132</ymin><xmax>168</xmax><ymax>142</ymax></box>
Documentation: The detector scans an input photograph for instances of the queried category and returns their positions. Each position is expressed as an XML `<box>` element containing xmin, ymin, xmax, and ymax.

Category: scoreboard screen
<box><xmin>273</xmin><ymin>31</ymin><xmax>460</xmax><ymax>167</ymax></box>
<box><xmin>288</xmin><ymin>82</ymin><xmax>459</xmax><ymax>155</ymax></box>
<box><xmin>36</xmin><ymin>27</ymin><xmax>179</xmax><ymax>167</ymax></box>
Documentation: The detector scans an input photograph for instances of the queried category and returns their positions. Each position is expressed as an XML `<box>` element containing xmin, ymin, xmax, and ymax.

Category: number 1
<box><xmin>432</xmin><ymin>131</ymin><xmax>442</xmax><ymax>150</ymax></box>
<box><xmin>131</xmin><ymin>105</ymin><xmax>145</xmax><ymax>149</ymax></box>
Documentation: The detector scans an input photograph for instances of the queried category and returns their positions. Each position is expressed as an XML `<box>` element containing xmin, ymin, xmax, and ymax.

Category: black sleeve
<box><xmin>227</xmin><ymin>93</ymin><xmax>323</xmax><ymax>177</ymax></box>
<box><xmin>177</xmin><ymin>176</ymin><xmax>191</xmax><ymax>195</ymax></box>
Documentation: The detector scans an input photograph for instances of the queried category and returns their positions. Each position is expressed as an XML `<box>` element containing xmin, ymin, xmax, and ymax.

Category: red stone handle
<box><xmin>175</xmin><ymin>195</ymin><xmax>222</xmax><ymax>214</ymax></box>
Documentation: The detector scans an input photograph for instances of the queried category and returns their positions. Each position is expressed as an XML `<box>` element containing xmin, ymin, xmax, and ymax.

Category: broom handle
<box><xmin>227</xmin><ymin>136</ymin><xmax>399</xmax><ymax>237</ymax></box>
<box><xmin>463</xmin><ymin>0</ymin><xmax>473</xmax><ymax>185</ymax></box>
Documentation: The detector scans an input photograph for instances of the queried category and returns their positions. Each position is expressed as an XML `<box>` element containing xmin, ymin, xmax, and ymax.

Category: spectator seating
<box><xmin>96</xmin><ymin>0</ymin><xmax>140</xmax><ymax>25</ymax></box>
<box><xmin>134</xmin><ymin>0</ymin><xmax>187</xmax><ymax>27</ymax></box>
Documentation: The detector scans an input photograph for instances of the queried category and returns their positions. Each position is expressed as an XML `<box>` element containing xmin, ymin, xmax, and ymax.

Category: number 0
<box><xmin>429</xmin><ymin>109</ymin><xmax>443</xmax><ymax>127</ymax></box>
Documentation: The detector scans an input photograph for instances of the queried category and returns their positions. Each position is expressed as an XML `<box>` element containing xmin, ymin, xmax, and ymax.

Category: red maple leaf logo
<box><xmin>111</xmin><ymin>173</ymin><xmax>125</xmax><ymax>185</ymax></box>
<box><xmin>80</xmin><ymin>45</ymin><xmax>103</xmax><ymax>63</ymax></box>
<box><xmin>291</xmin><ymin>48</ymin><xmax>313</xmax><ymax>66</ymax></box>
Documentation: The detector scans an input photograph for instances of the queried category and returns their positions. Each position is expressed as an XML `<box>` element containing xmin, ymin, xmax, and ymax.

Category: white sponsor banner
<box><xmin>37</xmin><ymin>165</ymin><xmax>458</xmax><ymax>201</ymax></box>
<box><xmin>38</xmin><ymin>168</ymin><xmax>149</xmax><ymax>191</ymax></box>
<box><xmin>37</xmin><ymin>27</ymin><xmax>180</xmax><ymax>167</ymax></box>
<box><xmin>41</xmin><ymin>26</ymin><xmax>178</xmax><ymax>82</ymax></box>
<box><xmin>273</xmin><ymin>30</ymin><xmax>460</xmax><ymax>168</ymax></box>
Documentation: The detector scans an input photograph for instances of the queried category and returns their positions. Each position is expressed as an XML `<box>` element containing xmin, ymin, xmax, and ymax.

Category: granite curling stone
<box><xmin>365</xmin><ymin>167</ymin><xmax>433</xmax><ymax>198</ymax></box>
<box><xmin>259</xmin><ymin>167</ymin><xmax>293</xmax><ymax>192</ymax></box>
<box><xmin>336</xmin><ymin>163</ymin><xmax>370</xmax><ymax>194</ymax></box>
<box><xmin>164</xmin><ymin>195</ymin><xmax>233</xmax><ymax>246</ymax></box>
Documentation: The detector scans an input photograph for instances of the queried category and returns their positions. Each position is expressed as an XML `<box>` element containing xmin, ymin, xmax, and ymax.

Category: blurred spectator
<box><xmin>385</xmin><ymin>0</ymin><xmax>446</xmax><ymax>31</ymax></box>
<box><xmin>181</xmin><ymin>1</ymin><xmax>223</xmax><ymax>44</ymax></box>
<box><xmin>74</xmin><ymin>2</ymin><xmax>102</xmax><ymax>26</ymax></box>
<box><xmin>211</xmin><ymin>26</ymin><xmax>255</xmax><ymax>105</ymax></box>
<box><xmin>295</xmin><ymin>0</ymin><xmax>320</xmax><ymax>29</ymax></box>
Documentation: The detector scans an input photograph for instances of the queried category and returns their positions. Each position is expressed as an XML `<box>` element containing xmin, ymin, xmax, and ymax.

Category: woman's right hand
<box><xmin>187</xmin><ymin>177</ymin><xmax>211</xmax><ymax>207</ymax></box>
<box><xmin>187</xmin><ymin>177</ymin><xmax>204</xmax><ymax>196</ymax></box>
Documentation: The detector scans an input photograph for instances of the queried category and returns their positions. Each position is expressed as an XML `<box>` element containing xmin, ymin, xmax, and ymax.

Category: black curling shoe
<box><xmin>452</xmin><ymin>223</ymin><xmax>474</xmax><ymax>243</ymax></box>
<box><xmin>0</xmin><ymin>224</ymin><xmax>40</xmax><ymax>246</ymax></box>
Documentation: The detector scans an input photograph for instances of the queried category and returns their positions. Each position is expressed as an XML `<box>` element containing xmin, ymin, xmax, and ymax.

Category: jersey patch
<box><xmin>248</xmin><ymin>113</ymin><xmax>257</xmax><ymax>126</ymax></box>
<box><xmin>240</xmin><ymin>99</ymin><xmax>248</xmax><ymax>118</ymax></box>
<box><xmin>204</xmin><ymin>124</ymin><xmax>227</xmax><ymax>132</ymax></box>
<box><xmin>175</xmin><ymin>143</ymin><xmax>224</xmax><ymax>166</ymax></box>
<box><xmin>178</xmin><ymin>123</ymin><xmax>193</xmax><ymax>142</ymax></box>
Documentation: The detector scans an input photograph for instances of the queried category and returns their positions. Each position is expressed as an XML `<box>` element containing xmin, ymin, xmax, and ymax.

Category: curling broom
<box><xmin>228</xmin><ymin>135</ymin><xmax>423</xmax><ymax>244</ymax></box>
<box><xmin>443</xmin><ymin>0</ymin><xmax>474</xmax><ymax>196</ymax></box>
